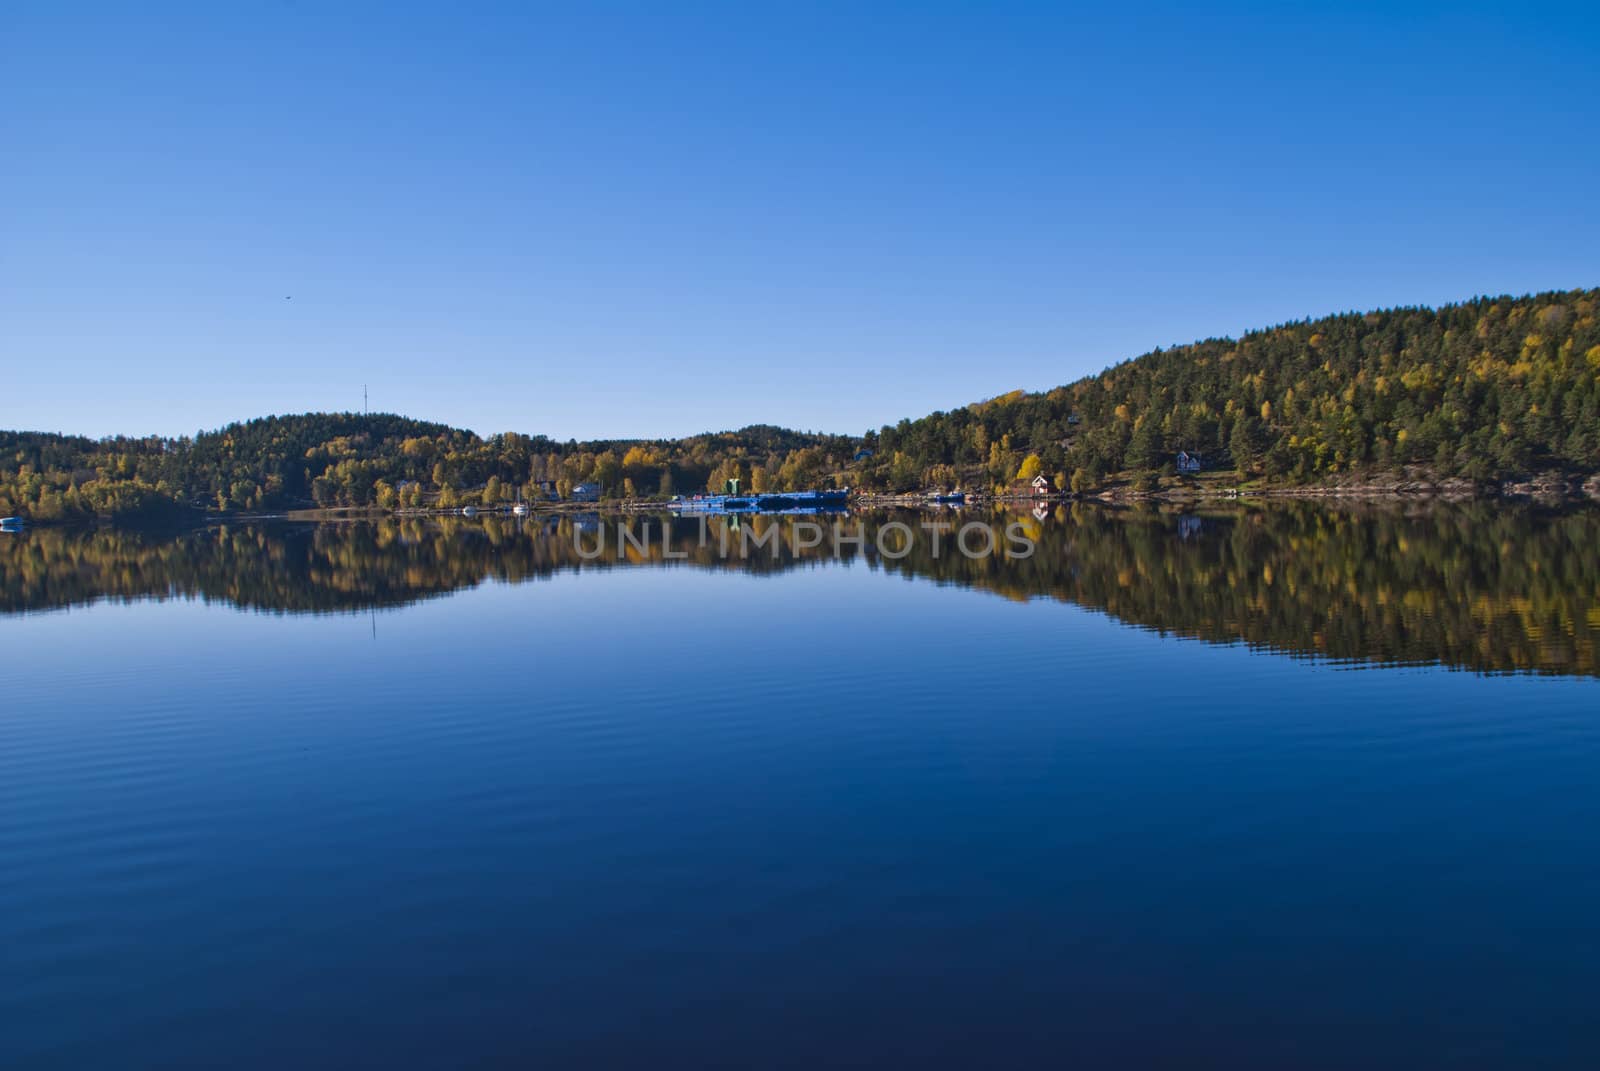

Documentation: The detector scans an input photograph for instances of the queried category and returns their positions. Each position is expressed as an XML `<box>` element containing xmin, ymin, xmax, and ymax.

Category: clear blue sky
<box><xmin>4</xmin><ymin>2</ymin><xmax>1596</xmax><ymax>441</ymax></box>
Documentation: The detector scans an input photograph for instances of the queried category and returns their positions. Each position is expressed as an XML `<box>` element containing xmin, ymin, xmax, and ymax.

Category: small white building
<box><xmin>1031</xmin><ymin>474</ymin><xmax>1052</xmax><ymax>497</ymax></box>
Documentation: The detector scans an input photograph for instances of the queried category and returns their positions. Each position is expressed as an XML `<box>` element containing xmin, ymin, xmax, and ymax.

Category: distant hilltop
<box><xmin>3</xmin><ymin>288</ymin><xmax>1597</xmax><ymax>521</ymax></box>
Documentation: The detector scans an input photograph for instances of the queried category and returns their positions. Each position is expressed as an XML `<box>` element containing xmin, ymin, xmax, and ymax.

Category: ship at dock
<box><xmin>671</xmin><ymin>486</ymin><xmax>849</xmax><ymax>514</ymax></box>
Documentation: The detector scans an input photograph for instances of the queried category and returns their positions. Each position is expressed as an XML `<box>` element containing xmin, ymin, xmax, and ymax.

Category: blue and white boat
<box><xmin>0</xmin><ymin>516</ymin><xmax>26</xmax><ymax>532</ymax></box>
<box><xmin>671</xmin><ymin>488</ymin><xmax>849</xmax><ymax>514</ymax></box>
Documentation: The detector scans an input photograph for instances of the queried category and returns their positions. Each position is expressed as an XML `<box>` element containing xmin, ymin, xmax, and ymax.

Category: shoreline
<box><xmin>9</xmin><ymin>472</ymin><xmax>1599</xmax><ymax>530</ymax></box>
<box><xmin>859</xmin><ymin>470</ymin><xmax>1600</xmax><ymax>508</ymax></box>
<box><xmin>224</xmin><ymin>478</ymin><xmax>1600</xmax><ymax>522</ymax></box>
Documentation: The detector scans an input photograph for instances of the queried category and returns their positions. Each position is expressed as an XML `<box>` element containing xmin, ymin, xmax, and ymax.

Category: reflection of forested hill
<box><xmin>2</xmin><ymin>505</ymin><xmax>1597</xmax><ymax>678</ymax></box>
<box><xmin>937</xmin><ymin>504</ymin><xmax>1600</xmax><ymax>678</ymax></box>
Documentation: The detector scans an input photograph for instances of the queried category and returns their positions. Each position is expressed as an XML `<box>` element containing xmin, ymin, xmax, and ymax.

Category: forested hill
<box><xmin>862</xmin><ymin>288</ymin><xmax>1600</xmax><ymax>492</ymax></box>
<box><xmin>0</xmin><ymin>413</ymin><xmax>855</xmax><ymax>520</ymax></box>
<box><xmin>3</xmin><ymin>289</ymin><xmax>1597</xmax><ymax>520</ymax></box>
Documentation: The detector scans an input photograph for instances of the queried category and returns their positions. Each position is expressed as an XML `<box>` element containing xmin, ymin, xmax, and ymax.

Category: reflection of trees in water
<box><xmin>2</xmin><ymin>504</ymin><xmax>1597</xmax><ymax>678</ymax></box>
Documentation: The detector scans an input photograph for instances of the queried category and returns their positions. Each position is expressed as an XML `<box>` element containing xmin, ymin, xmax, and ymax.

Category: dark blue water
<box><xmin>3</xmin><ymin>511</ymin><xmax>1600</xmax><ymax>1068</ymax></box>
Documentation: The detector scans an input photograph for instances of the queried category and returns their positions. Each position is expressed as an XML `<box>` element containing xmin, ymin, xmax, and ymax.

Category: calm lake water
<box><xmin>3</xmin><ymin>504</ymin><xmax>1599</xmax><ymax>1069</ymax></box>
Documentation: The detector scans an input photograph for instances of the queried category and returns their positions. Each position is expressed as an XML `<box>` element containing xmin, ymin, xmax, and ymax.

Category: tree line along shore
<box><xmin>5</xmin><ymin>289</ymin><xmax>1598</xmax><ymax>523</ymax></box>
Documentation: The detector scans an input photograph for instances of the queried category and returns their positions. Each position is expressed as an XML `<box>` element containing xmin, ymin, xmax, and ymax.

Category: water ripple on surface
<box><xmin>2</xmin><ymin>566</ymin><xmax>1599</xmax><ymax>1068</ymax></box>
